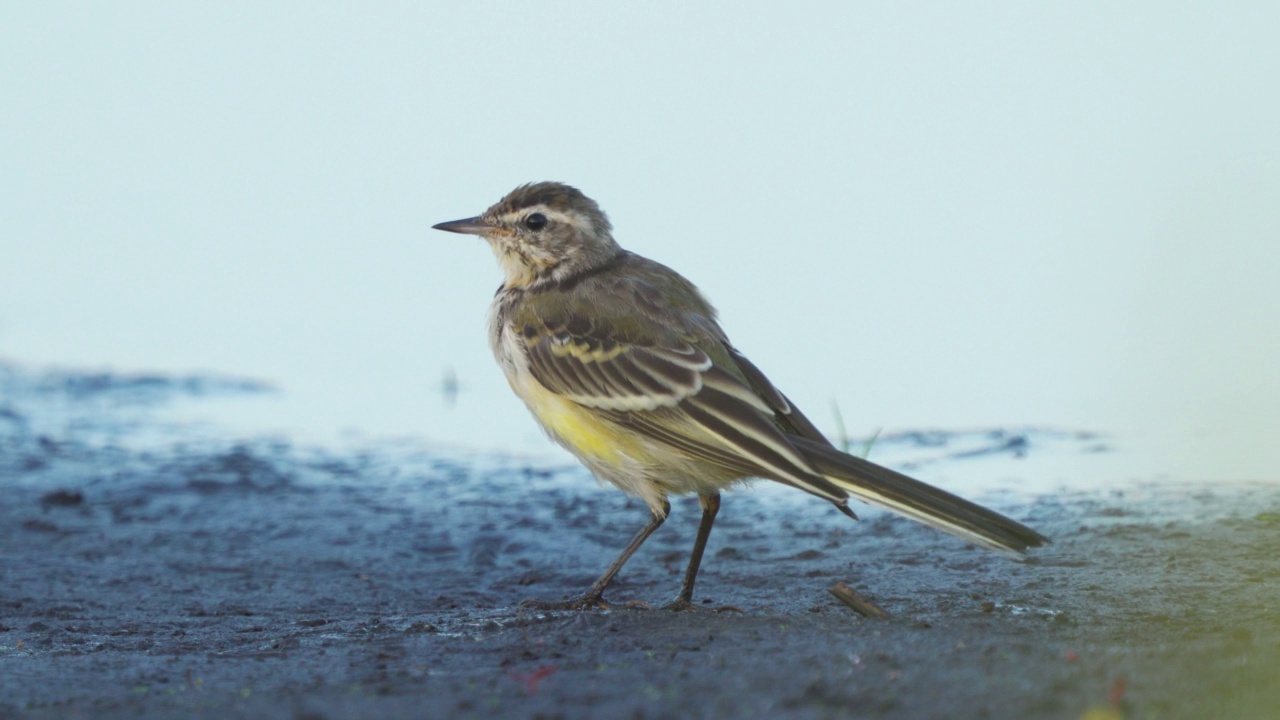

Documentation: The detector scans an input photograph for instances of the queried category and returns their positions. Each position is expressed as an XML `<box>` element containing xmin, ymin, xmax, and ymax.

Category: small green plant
<box><xmin>831</xmin><ymin>399</ymin><xmax>880</xmax><ymax>458</ymax></box>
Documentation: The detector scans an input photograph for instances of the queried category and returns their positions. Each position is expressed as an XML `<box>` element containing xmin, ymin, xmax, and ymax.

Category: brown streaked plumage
<box><xmin>433</xmin><ymin>181</ymin><xmax>1048</xmax><ymax>611</ymax></box>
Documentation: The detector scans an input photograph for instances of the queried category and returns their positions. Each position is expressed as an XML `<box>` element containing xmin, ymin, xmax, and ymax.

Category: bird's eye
<box><xmin>524</xmin><ymin>213</ymin><xmax>548</xmax><ymax>231</ymax></box>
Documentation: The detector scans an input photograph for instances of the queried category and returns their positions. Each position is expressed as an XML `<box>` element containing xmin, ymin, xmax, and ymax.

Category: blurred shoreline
<box><xmin>3</xmin><ymin>359</ymin><xmax>1279</xmax><ymax>719</ymax></box>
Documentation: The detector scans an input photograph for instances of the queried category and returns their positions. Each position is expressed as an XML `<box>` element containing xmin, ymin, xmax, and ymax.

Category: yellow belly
<box><xmin>515</xmin><ymin>375</ymin><xmax>633</xmax><ymax>465</ymax></box>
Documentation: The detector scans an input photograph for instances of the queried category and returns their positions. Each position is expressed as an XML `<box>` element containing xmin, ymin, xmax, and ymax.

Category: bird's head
<box><xmin>433</xmin><ymin>182</ymin><xmax>621</xmax><ymax>288</ymax></box>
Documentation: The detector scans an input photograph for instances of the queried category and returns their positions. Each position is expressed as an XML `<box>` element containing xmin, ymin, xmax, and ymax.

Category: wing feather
<box><xmin>519</xmin><ymin>312</ymin><xmax>847</xmax><ymax>503</ymax></box>
<box><xmin>728</xmin><ymin>347</ymin><xmax>833</xmax><ymax>446</ymax></box>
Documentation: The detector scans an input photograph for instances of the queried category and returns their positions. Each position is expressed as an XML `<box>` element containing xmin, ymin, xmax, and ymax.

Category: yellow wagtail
<box><xmin>433</xmin><ymin>182</ymin><xmax>1048</xmax><ymax>610</ymax></box>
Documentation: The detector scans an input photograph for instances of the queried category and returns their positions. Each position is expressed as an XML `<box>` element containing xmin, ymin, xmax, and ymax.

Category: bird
<box><xmin>432</xmin><ymin>181</ymin><xmax>1048</xmax><ymax>611</ymax></box>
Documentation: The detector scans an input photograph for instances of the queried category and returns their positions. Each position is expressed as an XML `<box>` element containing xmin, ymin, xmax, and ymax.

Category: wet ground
<box><xmin>2</xmin><ymin>362</ymin><xmax>1278</xmax><ymax>719</ymax></box>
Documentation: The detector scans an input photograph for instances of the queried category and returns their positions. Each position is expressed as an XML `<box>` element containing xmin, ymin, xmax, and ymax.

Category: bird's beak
<box><xmin>431</xmin><ymin>216</ymin><xmax>491</xmax><ymax>235</ymax></box>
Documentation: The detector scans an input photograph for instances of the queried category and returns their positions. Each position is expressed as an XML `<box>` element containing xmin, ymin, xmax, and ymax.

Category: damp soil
<box><xmin>1</xmin><ymin>363</ymin><xmax>1278</xmax><ymax>719</ymax></box>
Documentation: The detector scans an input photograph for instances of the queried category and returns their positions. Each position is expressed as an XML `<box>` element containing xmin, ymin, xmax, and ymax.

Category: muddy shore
<box><xmin>2</xmin><ymin>363</ymin><xmax>1277</xmax><ymax>718</ymax></box>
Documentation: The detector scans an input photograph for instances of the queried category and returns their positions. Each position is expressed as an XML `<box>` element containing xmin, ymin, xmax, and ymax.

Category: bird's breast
<box><xmin>489</xmin><ymin>297</ymin><xmax>627</xmax><ymax>464</ymax></box>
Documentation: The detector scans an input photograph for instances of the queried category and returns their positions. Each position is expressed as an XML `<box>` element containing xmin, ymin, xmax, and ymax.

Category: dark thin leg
<box><xmin>521</xmin><ymin>499</ymin><xmax>670</xmax><ymax>611</ymax></box>
<box><xmin>664</xmin><ymin>492</ymin><xmax>720</xmax><ymax>611</ymax></box>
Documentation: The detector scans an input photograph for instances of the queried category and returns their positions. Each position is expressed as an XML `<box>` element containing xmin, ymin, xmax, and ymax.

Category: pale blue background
<box><xmin>3</xmin><ymin>3</ymin><xmax>1278</xmax><ymax>483</ymax></box>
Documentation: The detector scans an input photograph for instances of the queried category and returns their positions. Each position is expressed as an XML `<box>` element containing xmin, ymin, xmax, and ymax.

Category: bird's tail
<box><xmin>789</xmin><ymin>436</ymin><xmax>1049</xmax><ymax>557</ymax></box>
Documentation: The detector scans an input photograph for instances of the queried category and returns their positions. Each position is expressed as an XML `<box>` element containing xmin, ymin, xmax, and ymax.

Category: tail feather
<box><xmin>790</xmin><ymin>436</ymin><xmax>1049</xmax><ymax>557</ymax></box>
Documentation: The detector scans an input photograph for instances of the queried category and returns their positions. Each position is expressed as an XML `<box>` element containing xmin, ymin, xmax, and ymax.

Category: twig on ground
<box><xmin>829</xmin><ymin>582</ymin><xmax>890</xmax><ymax>619</ymax></box>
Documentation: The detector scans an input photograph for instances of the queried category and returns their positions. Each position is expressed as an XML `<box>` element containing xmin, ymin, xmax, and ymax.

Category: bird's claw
<box><xmin>661</xmin><ymin>598</ymin><xmax>745</xmax><ymax>613</ymax></box>
<box><xmin>520</xmin><ymin>595</ymin><xmax>611</xmax><ymax>611</ymax></box>
<box><xmin>520</xmin><ymin>595</ymin><xmax>655</xmax><ymax>612</ymax></box>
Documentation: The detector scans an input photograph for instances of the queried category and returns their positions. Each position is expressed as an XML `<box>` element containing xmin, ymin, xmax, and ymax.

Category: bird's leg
<box><xmin>663</xmin><ymin>492</ymin><xmax>722</xmax><ymax>612</ymax></box>
<box><xmin>521</xmin><ymin>499</ymin><xmax>670</xmax><ymax>611</ymax></box>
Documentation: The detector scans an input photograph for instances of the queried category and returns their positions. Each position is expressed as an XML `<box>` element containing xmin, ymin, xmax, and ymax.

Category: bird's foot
<box><xmin>520</xmin><ymin>594</ymin><xmax>609</xmax><ymax>611</ymax></box>
<box><xmin>520</xmin><ymin>595</ymin><xmax>652</xmax><ymax>612</ymax></box>
<box><xmin>661</xmin><ymin>598</ymin><xmax>745</xmax><ymax>613</ymax></box>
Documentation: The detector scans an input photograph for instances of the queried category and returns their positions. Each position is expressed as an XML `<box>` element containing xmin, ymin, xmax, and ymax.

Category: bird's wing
<box><xmin>513</xmin><ymin>294</ymin><xmax>849</xmax><ymax>504</ymax></box>
<box><xmin>725</xmin><ymin>347</ymin><xmax>835</xmax><ymax>448</ymax></box>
